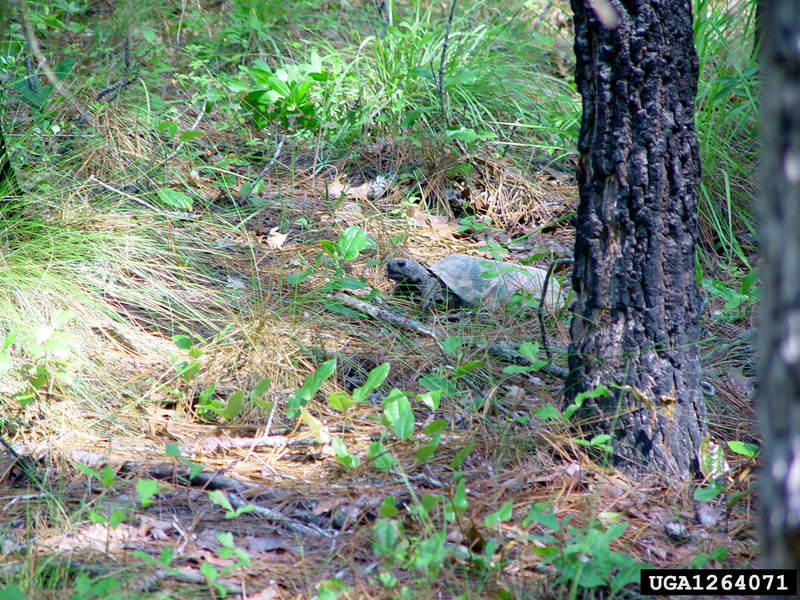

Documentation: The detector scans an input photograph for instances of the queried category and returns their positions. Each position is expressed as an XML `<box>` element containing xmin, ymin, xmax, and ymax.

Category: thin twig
<box><xmin>87</xmin><ymin>174</ymin><xmax>162</xmax><ymax>212</ymax></box>
<box><xmin>21</xmin><ymin>0</ymin><xmax>90</xmax><ymax>122</ymax></box>
<box><xmin>153</xmin><ymin>83</ymin><xmax>210</xmax><ymax>171</ymax></box>
<box><xmin>532</xmin><ymin>0</ymin><xmax>555</xmax><ymax>31</ymax></box>
<box><xmin>240</xmin><ymin>134</ymin><xmax>285</xmax><ymax>204</ymax></box>
<box><xmin>436</xmin><ymin>0</ymin><xmax>458</xmax><ymax>122</ymax></box>
<box><xmin>537</xmin><ymin>257</ymin><xmax>573</xmax><ymax>365</ymax></box>
<box><xmin>332</xmin><ymin>293</ymin><xmax>569</xmax><ymax>379</ymax></box>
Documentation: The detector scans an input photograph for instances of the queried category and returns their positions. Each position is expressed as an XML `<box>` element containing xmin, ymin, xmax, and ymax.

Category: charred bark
<box><xmin>0</xmin><ymin>126</ymin><xmax>22</xmax><ymax>217</ymax></box>
<box><xmin>758</xmin><ymin>1</ymin><xmax>800</xmax><ymax>570</ymax></box>
<box><xmin>566</xmin><ymin>0</ymin><xmax>707</xmax><ymax>478</ymax></box>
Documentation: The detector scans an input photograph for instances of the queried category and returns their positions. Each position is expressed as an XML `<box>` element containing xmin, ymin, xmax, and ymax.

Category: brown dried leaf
<box><xmin>312</xmin><ymin>498</ymin><xmax>343</xmax><ymax>515</ymax></box>
<box><xmin>266</xmin><ymin>227</ymin><xmax>288</xmax><ymax>250</ymax></box>
<box><xmin>243</xmin><ymin>533</ymin><xmax>289</xmax><ymax>554</ymax></box>
<box><xmin>250</xmin><ymin>585</ymin><xmax>281</xmax><ymax>600</ymax></box>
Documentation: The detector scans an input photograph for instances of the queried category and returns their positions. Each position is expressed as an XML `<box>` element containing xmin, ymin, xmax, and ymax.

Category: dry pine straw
<box><xmin>0</xmin><ymin>143</ymin><xmax>759</xmax><ymax>597</ymax></box>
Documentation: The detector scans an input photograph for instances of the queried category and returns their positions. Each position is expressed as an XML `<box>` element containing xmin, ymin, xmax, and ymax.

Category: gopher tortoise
<box><xmin>386</xmin><ymin>254</ymin><xmax>563</xmax><ymax>312</ymax></box>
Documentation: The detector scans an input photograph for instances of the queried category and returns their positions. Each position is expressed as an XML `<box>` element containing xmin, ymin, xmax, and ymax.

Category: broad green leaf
<box><xmin>178</xmin><ymin>360</ymin><xmax>201</xmax><ymax>381</ymax></box>
<box><xmin>338</xmin><ymin>226</ymin><xmax>375</xmax><ymax>261</ymax></box>
<box><xmin>199</xmin><ymin>560</ymin><xmax>217</xmax><ymax>583</ymax></box>
<box><xmin>328</xmin><ymin>391</ymin><xmax>354</xmax><ymax>413</ymax></box>
<box><xmin>453</xmin><ymin>360</ymin><xmax>481</xmax><ymax>378</ymax></box>
<box><xmin>165</xmin><ymin>443</ymin><xmax>182</xmax><ymax>457</ymax></box>
<box><xmin>393</xmin><ymin>409</ymin><xmax>415</xmax><ymax>440</ymax></box>
<box><xmin>251</xmin><ymin>377</ymin><xmax>271</xmax><ymax>398</ymax></box>
<box><xmin>698</xmin><ymin>435</ymin><xmax>729</xmax><ymax>480</ymax></box>
<box><xmin>172</xmin><ymin>335</ymin><xmax>194</xmax><ymax>350</ymax></box>
<box><xmin>2</xmin><ymin>330</ymin><xmax>16</xmax><ymax>351</ymax></box>
<box><xmin>383</xmin><ymin>391</ymin><xmax>410</xmax><ymax>425</ymax></box>
<box><xmin>136</xmin><ymin>479</ymin><xmax>163</xmax><ymax>508</ymax></box>
<box><xmin>287</xmin><ymin>359</ymin><xmax>336</xmax><ymax>419</ymax></box>
<box><xmin>727</xmin><ymin>440</ymin><xmax>759</xmax><ymax>458</ymax></box>
<box><xmin>75</xmin><ymin>462</ymin><xmax>101</xmax><ymax>481</ymax></box>
<box><xmin>418</xmin><ymin>373</ymin><xmax>456</xmax><ymax>397</ymax></box>
<box><xmin>101</xmin><ymin>465</ymin><xmax>116</xmax><ymax>487</ymax></box>
<box><xmin>441</xmin><ymin>336</ymin><xmax>462</xmax><ymax>355</ymax></box>
<box><xmin>445</xmin><ymin>127</ymin><xmax>479</xmax><ymax>142</ymax></box>
<box><xmin>423</xmin><ymin>419</ymin><xmax>448</xmax><ymax>434</ymax></box>
<box><xmin>740</xmin><ymin>267</ymin><xmax>759</xmax><ymax>294</ymax></box>
<box><xmin>45</xmin><ymin>336</ymin><xmax>71</xmax><ymax>362</ymax></box>
<box><xmin>179</xmin><ymin>130</ymin><xmax>204</xmax><ymax>141</ymax></box>
<box><xmin>352</xmin><ymin>362</ymin><xmax>390</xmax><ymax>403</ymax></box>
<box><xmin>415</xmin><ymin>442</ymin><xmax>438</xmax><ymax>463</ymax></box>
<box><xmin>523</xmin><ymin>503</ymin><xmax>559</xmax><ymax>531</ymax></box>
<box><xmin>450</xmin><ymin>479</ymin><xmax>468</xmax><ymax>515</ymax></box>
<box><xmin>451</xmin><ymin>441</ymin><xmax>473</xmax><ymax>470</ymax></box>
<box><xmin>693</xmin><ymin>481</ymin><xmax>722</xmax><ymax>502</ymax></box>
<box><xmin>108</xmin><ymin>509</ymin><xmax>125</xmax><ymax>528</ymax></box>
<box><xmin>518</xmin><ymin>341</ymin><xmax>540</xmax><ymax>358</ymax></box>
<box><xmin>51</xmin><ymin>309</ymin><xmax>74</xmax><ymax>327</ymax></box>
<box><xmin>156</xmin><ymin>188</ymin><xmax>193</xmax><ymax>210</ymax></box>
<box><xmin>208</xmin><ymin>489</ymin><xmax>233</xmax><ymax>511</ymax></box>
<box><xmin>535</xmin><ymin>403</ymin><xmax>562</xmax><ymax>421</ymax></box>
<box><xmin>416</xmin><ymin>390</ymin><xmax>441</xmax><ymax>410</ymax></box>
<box><xmin>222</xmin><ymin>390</ymin><xmax>245</xmax><ymax>420</ymax></box>
<box><xmin>331</xmin><ymin>438</ymin><xmax>360</xmax><ymax>468</ymax></box>
<box><xmin>421</xmin><ymin>494</ymin><xmax>443</xmax><ymax>512</ymax></box>
<box><xmin>574</xmin><ymin>384</ymin><xmax>610</xmax><ymax>404</ymax></box>
<box><xmin>0</xmin><ymin>352</ymin><xmax>12</xmax><ymax>377</ymax></box>
<box><xmin>368</xmin><ymin>441</ymin><xmax>396</xmax><ymax>471</ymax></box>
<box><xmin>286</xmin><ymin>268</ymin><xmax>313</xmax><ymax>285</ymax></box>
<box><xmin>319</xmin><ymin>240</ymin><xmax>341</xmax><ymax>257</ymax></box>
<box><xmin>443</xmin><ymin>69</ymin><xmax>479</xmax><ymax>88</ymax></box>
<box><xmin>300</xmin><ymin>407</ymin><xmax>329</xmax><ymax>444</ymax></box>
<box><xmin>158</xmin><ymin>120</ymin><xmax>178</xmax><ymax>135</ymax></box>
<box><xmin>590</xmin><ymin>434</ymin><xmax>612</xmax><ymax>446</ymax></box>
<box><xmin>485</xmin><ymin>501</ymin><xmax>513</xmax><ymax>529</ymax></box>
<box><xmin>379</xmin><ymin>497</ymin><xmax>398</xmax><ymax>518</ymax></box>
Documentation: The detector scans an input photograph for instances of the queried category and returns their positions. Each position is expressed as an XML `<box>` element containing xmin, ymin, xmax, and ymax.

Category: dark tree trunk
<box><xmin>0</xmin><ymin>127</ymin><xmax>21</xmax><ymax>197</ymax></box>
<box><xmin>566</xmin><ymin>0</ymin><xmax>707</xmax><ymax>478</ymax></box>
<box><xmin>0</xmin><ymin>126</ymin><xmax>22</xmax><ymax>218</ymax></box>
<box><xmin>758</xmin><ymin>1</ymin><xmax>800</xmax><ymax>570</ymax></box>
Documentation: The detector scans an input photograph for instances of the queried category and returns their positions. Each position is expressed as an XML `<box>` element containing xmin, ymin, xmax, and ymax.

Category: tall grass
<box><xmin>693</xmin><ymin>0</ymin><xmax>760</xmax><ymax>269</ymax></box>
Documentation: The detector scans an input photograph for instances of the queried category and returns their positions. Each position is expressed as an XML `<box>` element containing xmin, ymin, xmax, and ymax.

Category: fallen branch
<box><xmin>330</xmin><ymin>293</ymin><xmax>569</xmax><ymax>379</ymax></box>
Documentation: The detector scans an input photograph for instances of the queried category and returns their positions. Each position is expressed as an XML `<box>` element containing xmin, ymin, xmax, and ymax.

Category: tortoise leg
<box><xmin>417</xmin><ymin>279</ymin><xmax>440</xmax><ymax>314</ymax></box>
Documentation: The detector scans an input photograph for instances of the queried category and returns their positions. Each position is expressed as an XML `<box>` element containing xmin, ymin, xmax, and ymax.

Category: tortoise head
<box><xmin>386</xmin><ymin>258</ymin><xmax>428</xmax><ymax>284</ymax></box>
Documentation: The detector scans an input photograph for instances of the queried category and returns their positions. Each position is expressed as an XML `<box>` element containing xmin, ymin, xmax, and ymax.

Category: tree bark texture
<box><xmin>758</xmin><ymin>1</ymin><xmax>800</xmax><ymax>570</ymax></box>
<box><xmin>0</xmin><ymin>127</ymin><xmax>21</xmax><ymax>197</ymax></box>
<box><xmin>566</xmin><ymin>0</ymin><xmax>707</xmax><ymax>478</ymax></box>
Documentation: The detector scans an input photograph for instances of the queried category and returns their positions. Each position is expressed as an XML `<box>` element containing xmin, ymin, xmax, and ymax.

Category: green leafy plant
<box><xmin>318</xmin><ymin>226</ymin><xmax>377</xmax><ymax>292</ymax></box>
<box><xmin>728</xmin><ymin>439</ymin><xmax>759</xmax><ymax>459</ymax></box>
<box><xmin>230</xmin><ymin>52</ymin><xmax>345</xmax><ymax>137</ymax></box>
<box><xmin>503</xmin><ymin>342</ymin><xmax>549</xmax><ymax>375</ymax></box>
<box><xmin>536</xmin><ymin>384</ymin><xmax>611</xmax><ymax>423</ymax></box>
<box><xmin>166</xmin><ymin>443</ymin><xmax>204</xmax><ymax>480</ymax></box>
<box><xmin>694</xmin><ymin>435</ymin><xmax>732</xmax><ymax>502</ymax></box>
<box><xmin>199</xmin><ymin>532</ymin><xmax>251</xmax><ymax>596</ymax></box>
<box><xmin>11</xmin><ymin>57</ymin><xmax>76</xmax><ymax>123</ymax></box>
<box><xmin>316</xmin><ymin>577</ymin><xmax>353</xmax><ymax>600</ymax></box>
<box><xmin>1</xmin><ymin>310</ymin><xmax>78</xmax><ymax>407</ymax></box>
<box><xmin>136</xmin><ymin>479</ymin><xmax>167</xmax><ymax>509</ymax></box>
<box><xmin>526</xmin><ymin>503</ymin><xmax>648</xmax><ymax>596</ymax></box>
<box><xmin>286</xmin><ymin>358</ymin><xmax>337</xmax><ymax>420</ymax></box>
<box><xmin>209</xmin><ymin>489</ymin><xmax>255</xmax><ymax>519</ymax></box>
<box><xmin>170</xmin><ymin>333</ymin><xmax>205</xmax><ymax>382</ymax></box>
<box><xmin>702</xmin><ymin>267</ymin><xmax>760</xmax><ymax>321</ymax></box>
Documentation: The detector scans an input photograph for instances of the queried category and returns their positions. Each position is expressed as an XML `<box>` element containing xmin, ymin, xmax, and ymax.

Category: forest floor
<box><xmin>0</xmin><ymin>1</ymin><xmax>761</xmax><ymax>599</ymax></box>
